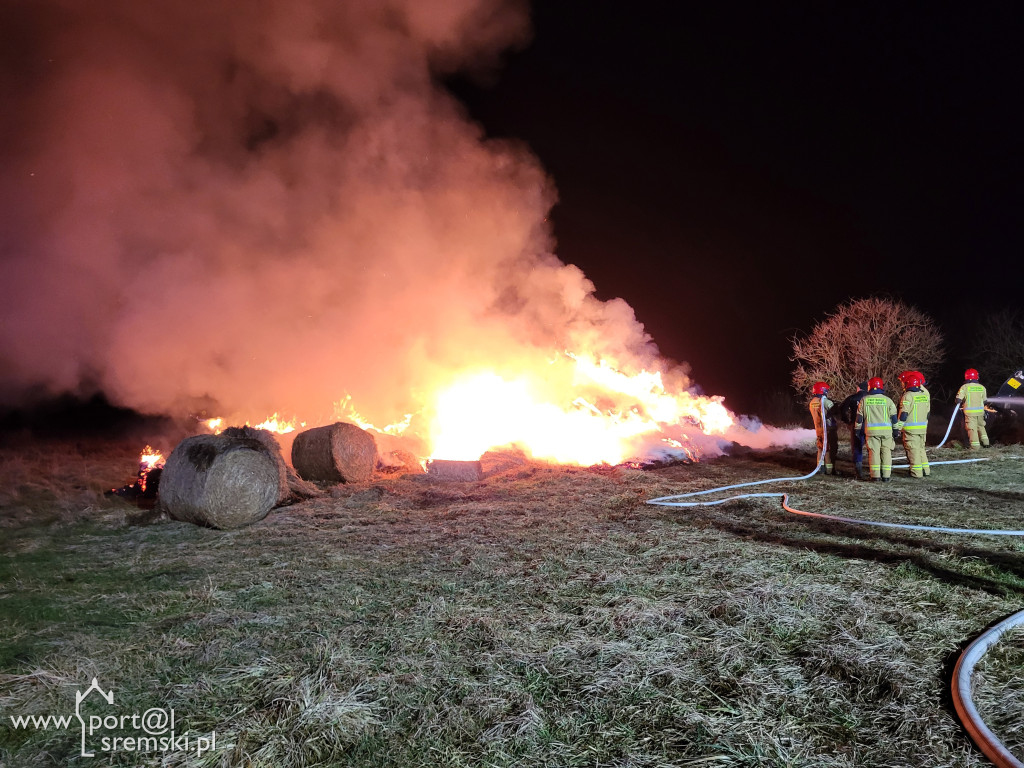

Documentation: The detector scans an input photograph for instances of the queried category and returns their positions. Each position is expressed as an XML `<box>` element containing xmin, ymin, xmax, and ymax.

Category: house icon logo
<box><xmin>7</xmin><ymin>677</ymin><xmax>217</xmax><ymax>759</ymax></box>
<box><xmin>75</xmin><ymin>678</ymin><xmax>114</xmax><ymax>757</ymax></box>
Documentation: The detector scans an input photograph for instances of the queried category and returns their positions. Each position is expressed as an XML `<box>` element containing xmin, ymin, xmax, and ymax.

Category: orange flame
<box><xmin>424</xmin><ymin>353</ymin><xmax>733</xmax><ymax>464</ymax></box>
<box><xmin>138</xmin><ymin>445</ymin><xmax>165</xmax><ymax>493</ymax></box>
<box><xmin>197</xmin><ymin>355</ymin><xmax>734</xmax><ymax>468</ymax></box>
<box><xmin>252</xmin><ymin>413</ymin><xmax>300</xmax><ymax>434</ymax></box>
<box><xmin>139</xmin><ymin>445</ymin><xmax>165</xmax><ymax>470</ymax></box>
<box><xmin>203</xmin><ymin>414</ymin><xmax>302</xmax><ymax>435</ymax></box>
<box><xmin>336</xmin><ymin>395</ymin><xmax>412</xmax><ymax>435</ymax></box>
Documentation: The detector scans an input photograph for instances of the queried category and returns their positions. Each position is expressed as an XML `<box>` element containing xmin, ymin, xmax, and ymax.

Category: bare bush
<box><xmin>791</xmin><ymin>297</ymin><xmax>945</xmax><ymax>399</ymax></box>
<box><xmin>971</xmin><ymin>308</ymin><xmax>1024</xmax><ymax>386</ymax></box>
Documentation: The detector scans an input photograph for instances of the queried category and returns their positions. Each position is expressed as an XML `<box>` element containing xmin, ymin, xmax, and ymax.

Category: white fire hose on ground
<box><xmin>953</xmin><ymin>609</ymin><xmax>1024</xmax><ymax>768</ymax></box>
<box><xmin>646</xmin><ymin>397</ymin><xmax>1024</xmax><ymax>763</ymax></box>
<box><xmin>934</xmin><ymin>398</ymin><xmax>965</xmax><ymax>449</ymax></box>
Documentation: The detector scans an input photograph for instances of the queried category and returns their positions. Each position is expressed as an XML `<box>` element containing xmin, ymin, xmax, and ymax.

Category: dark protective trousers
<box><xmin>849</xmin><ymin>426</ymin><xmax>864</xmax><ymax>468</ymax></box>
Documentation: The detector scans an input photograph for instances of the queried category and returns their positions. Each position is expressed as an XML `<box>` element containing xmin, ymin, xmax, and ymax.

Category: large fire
<box><xmin>423</xmin><ymin>352</ymin><xmax>732</xmax><ymax>464</ymax></box>
<box><xmin>196</xmin><ymin>351</ymin><xmax>735</xmax><ymax>468</ymax></box>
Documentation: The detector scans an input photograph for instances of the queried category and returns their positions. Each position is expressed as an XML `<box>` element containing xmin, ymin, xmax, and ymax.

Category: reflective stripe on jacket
<box><xmin>897</xmin><ymin>388</ymin><xmax>930</xmax><ymax>433</ymax></box>
<box><xmin>956</xmin><ymin>382</ymin><xmax>987</xmax><ymax>413</ymax></box>
<box><xmin>857</xmin><ymin>392</ymin><xmax>897</xmax><ymax>434</ymax></box>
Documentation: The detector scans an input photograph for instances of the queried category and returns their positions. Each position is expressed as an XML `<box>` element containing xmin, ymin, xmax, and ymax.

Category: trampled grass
<box><xmin>1</xmin><ymin>435</ymin><xmax>1022</xmax><ymax>766</ymax></box>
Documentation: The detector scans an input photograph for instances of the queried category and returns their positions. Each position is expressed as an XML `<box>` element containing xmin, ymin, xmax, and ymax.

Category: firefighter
<box><xmin>839</xmin><ymin>380</ymin><xmax>868</xmax><ymax>479</ymax></box>
<box><xmin>956</xmin><ymin>368</ymin><xmax>989</xmax><ymax>449</ymax></box>
<box><xmin>809</xmin><ymin>381</ymin><xmax>838</xmax><ymax>474</ymax></box>
<box><xmin>855</xmin><ymin>377</ymin><xmax>898</xmax><ymax>481</ymax></box>
<box><xmin>895</xmin><ymin>372</ymin><xmax>930</xmax><ymax>478</ymax></box>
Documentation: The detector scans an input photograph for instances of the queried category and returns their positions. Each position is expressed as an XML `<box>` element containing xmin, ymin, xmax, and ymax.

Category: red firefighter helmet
<box><xmin>965</xmin><ymin>368</ymin><xmax>979</xmax><ymax>381</ymax></box>
<box><xmin>812</xmin><ymin>381</ymin><xmax>830</xmax><ymax>395</ymax></box>
<box><xmin>898</xmin><ymin>370</ymin><xmax>912</xmax><ymax>385</ymax></box>
<box><xmin>868</xmin><ymin>376</ymin><xmax>884</xmax><ymax>391</ymax></box>
<box><xmin>913</xmin><ymin>370</ymin><xmax>926</xmax><ymax>384</ymax></box>
<box><xmin>907</xmin><ymin>372</ymin><xmax>924</xmax><ymax>388</ymax></box>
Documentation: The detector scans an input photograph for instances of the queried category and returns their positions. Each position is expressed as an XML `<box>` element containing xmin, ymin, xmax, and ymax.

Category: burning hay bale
<box><xmin>159</xmin><ymin>434</ymin><xmax>280</xmax><ymax>529</ymax></box>
<box><xmin>291</xmin><ymin>422</ymin><xmax>378</xmax><ymax>484</ymax></box>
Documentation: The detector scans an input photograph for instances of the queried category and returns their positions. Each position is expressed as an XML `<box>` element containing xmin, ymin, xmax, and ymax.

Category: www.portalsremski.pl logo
<box><xmin>7</xmin><ymin>678</ymin><xmax>218</xmax><ymax>758</ymax></box>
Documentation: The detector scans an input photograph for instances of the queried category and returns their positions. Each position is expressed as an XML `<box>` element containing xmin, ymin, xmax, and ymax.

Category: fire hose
<box><xmin>933</xmin><ymin>398</ymin><xmax>964</xmax><ymax>449</ymax></box>
<box><xmin>646</xmin><ymin>398</ymin><xmax>1024</xmax><ymax>764</ymax></box>
<box><xmin>953</xmin><ymin>609</ymin><xmax>1024</xmax><ymax>768</ymax></box>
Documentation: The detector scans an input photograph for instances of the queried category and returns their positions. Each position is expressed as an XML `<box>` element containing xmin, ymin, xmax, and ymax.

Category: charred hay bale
<box><xmin>222</xmin><ymin>426</ymin><xmax>289</xmax><ymax>506</ymax></box>
<box><xmin>159</xmin><ymin>434</ymin><xmax>280</xmax><ymax>529</ymax></box>
<box><xmin>291</xmin><ymin>422</ymin><xmax>378</xmax><ymax>484</ymax></box>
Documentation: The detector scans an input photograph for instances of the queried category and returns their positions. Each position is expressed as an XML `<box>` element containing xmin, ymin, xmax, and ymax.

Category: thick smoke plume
<box><xmin>0</xmin><ymin>0</ymin><xmax>811</xmax><ymax>457</ymax></box>
<box><xmin>1</xmin><ymin>0</ymin><xmax>663</xmax><ymax>420</ymax></box>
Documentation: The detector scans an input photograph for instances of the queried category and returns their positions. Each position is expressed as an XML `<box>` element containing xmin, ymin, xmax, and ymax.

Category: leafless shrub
<box><xmin>791</xmin><ymin>297</ymin><xmax>945</xmax><ymax>399</ymax></box>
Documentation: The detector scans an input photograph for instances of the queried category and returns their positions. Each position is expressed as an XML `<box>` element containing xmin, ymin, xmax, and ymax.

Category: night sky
<box><xmin>448</xmin><ymin>2</ymin><xmax>1024</xmax><ymax>414</ymax></box>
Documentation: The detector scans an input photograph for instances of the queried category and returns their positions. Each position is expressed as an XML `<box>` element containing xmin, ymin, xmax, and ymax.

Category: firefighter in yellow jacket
<box><xmin>956</xmin><ymin>368</ymin><xmax>989</xmax><ymax>449</ymax></box>
<box><xmin>855</xmin><ymin>377</ymin><xmax>898</xmax><ymax>481</ymax></box>
<box><xmin>895</xmin><ymin>372</ymin><xmax>930</xmax><ymax>478</ymax></box>
<box><xmin>809</xmin><ymin>381</ymin><xmax>837</xmax><ymax>474</ymax></box>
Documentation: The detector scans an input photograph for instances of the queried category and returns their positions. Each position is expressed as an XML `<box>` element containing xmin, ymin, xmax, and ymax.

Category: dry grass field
<box><xmin>1</xmin><ymin>432</ymin><xmax>1022</xmax><ymax>767</ymax></box>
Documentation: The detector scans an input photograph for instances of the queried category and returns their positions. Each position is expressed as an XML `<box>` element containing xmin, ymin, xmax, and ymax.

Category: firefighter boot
<box><xmin>855</xmin><ymin>462</ymin><xmax>865</xmax><ymax>480</ymax></box>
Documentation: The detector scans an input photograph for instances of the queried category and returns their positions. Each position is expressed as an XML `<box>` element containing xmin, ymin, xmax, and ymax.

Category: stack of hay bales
<box><xmin>292</xmin><ymin>422</ymin><xmax>377</xmax><ymax>483</ymax></box>
<box><xmin>159</xmin><ymin>434</ymin><xmax>280</xmax><ymax>530</ymax></box>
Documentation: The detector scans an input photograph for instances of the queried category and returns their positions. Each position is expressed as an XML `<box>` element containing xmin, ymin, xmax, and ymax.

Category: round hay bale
<box><xmin>222</xmin><ymin>425</ymin><xmax>289</xmax><ymax>506</ymax></box>
<box><xmin>291</xmin><ymin>422</ymin><xmax>378</xmax><ymax>483</ymax></box>
<box><xmin>159</xmin><ymin>434</ymin><xmax>280</xmax><ymax>529</ymax></box>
